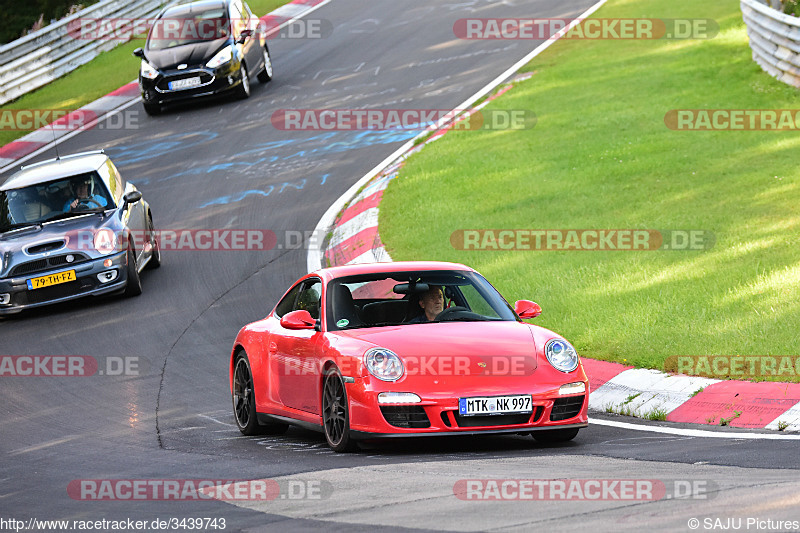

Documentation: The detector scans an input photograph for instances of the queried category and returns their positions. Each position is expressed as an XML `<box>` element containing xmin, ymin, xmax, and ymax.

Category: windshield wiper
<box><xmin>41</xmin><ymin>210</ymin><xmax>104</xmax><ymax>224</ymax></box>
<box><xmin>0</xmin><ymin>222</ymin><xmax>43</xmax><ymax>234</ymax></box>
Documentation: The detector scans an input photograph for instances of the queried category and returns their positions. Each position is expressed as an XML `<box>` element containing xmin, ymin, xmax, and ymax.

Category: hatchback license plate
<box><xmin>27</xmin><ymin>270</ymin><xmax>76</xmax><ymax>290</ymax></box>
<box><xmin>169</xmin><ymin>77</ymin><xmax>201</xmax><ymax>90</ymax></box>
<box><xmin>459</xmin><ymin>395</ymin><xmax>532</xmax><ymax>416</ymax></box>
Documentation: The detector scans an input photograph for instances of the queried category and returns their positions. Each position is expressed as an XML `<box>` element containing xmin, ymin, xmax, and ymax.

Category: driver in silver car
<box><xmin>64</xmin><ymin>176</ymin><xmax>108</xmax><ymax>212</ymax></box>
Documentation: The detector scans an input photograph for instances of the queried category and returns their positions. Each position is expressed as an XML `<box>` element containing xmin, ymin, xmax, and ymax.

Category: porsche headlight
<box><xmin>140</xmin><ymin>60</ymin><xmax>158</xmax><ymax>79</ymax></box>
<box><xmin>94</xmin><ymin>228</ymin><xmax>118</xmax><ymax>255</ymax></box>
<box><xmin>207</xmin><ymin>45</ymin><xmax>233</xmax><ymax>68</ymax></box>
<box><xmin>544</xmin><ymin>338</ymin><xmax>579</xmax><ymax>373</ymax></box>
<box><xmin>365</xmin><ymin>348</ymin><xmax>404</xmax><ymax>382</ymax></box>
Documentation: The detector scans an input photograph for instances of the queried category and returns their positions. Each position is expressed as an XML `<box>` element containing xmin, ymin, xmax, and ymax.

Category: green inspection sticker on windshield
<box><xmin>337</xmin><ymin>319</ymin><xmax>349</xmax><ymax>328</ymax></box>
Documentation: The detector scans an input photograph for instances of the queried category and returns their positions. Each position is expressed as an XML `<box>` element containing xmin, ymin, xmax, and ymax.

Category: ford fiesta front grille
<box><xmin>550</xmin><ymin>395</ymin><xmax>585</xmax><ymax>421</ymax></box>
<box><xmin>11</xmin><ymin>253</ymin><xmax>90</xmax><ymax>277</ymax></box>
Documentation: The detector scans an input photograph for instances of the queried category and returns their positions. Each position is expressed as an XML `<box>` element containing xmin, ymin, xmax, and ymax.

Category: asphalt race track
<box><xmin>1</xmin><ymin>1</ymin><xmax>799</xmax><ymax>531</ymax></box>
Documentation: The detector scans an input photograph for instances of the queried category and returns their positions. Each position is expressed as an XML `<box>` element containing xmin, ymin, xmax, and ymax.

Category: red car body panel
<box><xmin>229</xmin><ymin>261</ymin><xmax>589</xmax><ymax>439</ymax></box>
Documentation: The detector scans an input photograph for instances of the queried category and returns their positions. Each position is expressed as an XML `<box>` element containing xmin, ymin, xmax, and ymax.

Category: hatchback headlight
<box><xmin>94</xmin><ymin>229</ymin><xmax>118</xmax><ymax>255</ymax></box>
<box><xmin>140</xmin><ymin>60</ymin><xmax>158</xmax><ymax>79</ymax></box>
<box><xmin>207</xmin><ymin>45</ymin><xmax>233</xmax><ymax>68</ymax></box>
<box><xmin>365</xmin><ymin>348</ymin><xmax>404</xmax><ymax>382</ymax></box>
<box><xmin>544</xmin><ymin>338</ymin><xmax>579</xmax><ymax>373</ymax></box>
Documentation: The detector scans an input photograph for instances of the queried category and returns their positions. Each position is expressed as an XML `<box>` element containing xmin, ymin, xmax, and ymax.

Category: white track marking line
<box><xmin>590</xmin><ymin>417</ymin><xmax>800</xmax><ymax>440</ymax></box>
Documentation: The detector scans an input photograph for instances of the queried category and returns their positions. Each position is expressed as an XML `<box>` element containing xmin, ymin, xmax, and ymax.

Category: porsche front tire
<box><xmin>322</xmin><ymin>368</ymin><xmax>358</xmax><ymax>453</ymax></box>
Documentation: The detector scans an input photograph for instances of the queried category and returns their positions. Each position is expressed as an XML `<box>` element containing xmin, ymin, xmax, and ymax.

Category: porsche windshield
<box><xmin>326</xmin><ymin>270</ymin><xmax>518</xmax><ymax>331</ymax></box>
<box><xmin>0</xmin><ymin>172</ymin><xmax>113</xmax><ymax>233</ymax></box>
<box><xmin>146</xmin><ymin>9</ymin><xmax>230</xmax><ymax>50</ymax></box>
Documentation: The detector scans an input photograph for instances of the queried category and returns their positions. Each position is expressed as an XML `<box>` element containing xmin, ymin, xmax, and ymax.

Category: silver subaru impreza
<box><xmin>0</xmin><ymin>151</ymin><xmax>160</xmax><ymax>315</ymax></box>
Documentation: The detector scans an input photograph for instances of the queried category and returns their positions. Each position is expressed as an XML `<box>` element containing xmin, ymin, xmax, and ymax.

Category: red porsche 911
<box><xmin>229</xmin><ymin>261</ymin><xmax>588</xmax><ymax>452</ymax></box>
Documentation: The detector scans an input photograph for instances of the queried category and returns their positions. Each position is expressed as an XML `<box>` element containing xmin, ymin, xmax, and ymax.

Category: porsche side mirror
<box><xmin>133</xmin><ymin>48</ymin><xmax>145</xmax><ymax>58</ymax></box>
<box><xmin>515</xmin><ymin>300</ymin><xmax>542</xmax><ymax>319</ymax></box>
<box><xmin>280</xmin><ymin>310</ymin><xmax>317</xmax><ymax>330</ymax></box>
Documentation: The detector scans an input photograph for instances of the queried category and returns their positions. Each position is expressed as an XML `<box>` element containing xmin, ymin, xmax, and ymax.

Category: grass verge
<box><xmin>0</xmin><ymin>0</ymin><xmax>289</xmax><ymax>148</ymax></box>
<box><xmin>380</xmin><ymin>0</ymin><xmax>800</xmax><ymax>381</ymax></box>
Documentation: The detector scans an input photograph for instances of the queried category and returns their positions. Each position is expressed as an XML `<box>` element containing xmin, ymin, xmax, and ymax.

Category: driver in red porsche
<box><xmin>407</xmin><ymin>285</ymin><xmax>445</xmax><ymax>323</ymax></box>
<box><xmin>64</xmin><ymin>176</ymin><xmax>108</xmax><ymax>212</ymax></box>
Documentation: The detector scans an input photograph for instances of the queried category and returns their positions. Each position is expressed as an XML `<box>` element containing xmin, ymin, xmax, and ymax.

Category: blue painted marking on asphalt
<box><xmin>199</xmin><ymin>187</ymin><xmax>276</xmax><ymax>207</ymax></box>
<box><xmin>110</xmin><ymin>128</ymin><xmax>420</xmax><ymax>205</ymax></box>
<box><xmin>149</xmin><ymin>130</ymin><xmax>421</xmax><ymax>185</ymax></box>
<box><xmin>105</xmin><ymin>132</ymin><xmax>219</xmax><ymax>166</ymax></box>
<box><xmin>198</xmin><ymin>173</ymin><xmax>332</xmax><ymax>207</ymax></box>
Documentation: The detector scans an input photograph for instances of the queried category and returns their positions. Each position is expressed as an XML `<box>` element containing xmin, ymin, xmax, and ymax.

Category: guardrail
<box><xmin>741</xmin><ymin>0</ymin><xmax>800</xmax><ymax>88</ymax></box>
<box><xmin>0</xmin><ymin>0</ymin><xmax>166</xmax><ymax>106</ymax></box>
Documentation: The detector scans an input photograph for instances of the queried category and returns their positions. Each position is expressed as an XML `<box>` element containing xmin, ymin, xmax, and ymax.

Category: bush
<box><xmin>0</xmin><ymin>1</ymin><xmax>99</xmax><ymax>44</ymax></box>
<box><xmin>780</xmin><ymin>0</ymin><xmax>800</xmax><ymax>16</ymax></box>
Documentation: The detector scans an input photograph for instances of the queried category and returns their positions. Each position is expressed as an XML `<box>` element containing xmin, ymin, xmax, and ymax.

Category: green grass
<box><xmin>380</xmin><ymin>0</ymin><xmax>800</xmax><ymax>381</ymax></box>
<box><xmin>643</xmin><ymin>407</ymin><xmax>668</xmax><ymax>421</ymax></box>
<box><xmin>719</xmin><ymin>410</ymin><xmax>742</xmax><ymax>426</ymax></box>
<box><xmin>603</xmin><ymin>401</ymin><xmax>666</xmax><ymax>420</ymax></box>
<box><xmin>0</xmin><ymin>0</ymin><xmax>289</xmax><ymax>147</ymax></box>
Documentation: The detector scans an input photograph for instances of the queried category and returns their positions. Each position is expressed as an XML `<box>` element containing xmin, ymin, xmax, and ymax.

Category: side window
<box><xmin>297</xmin><ymin>279</ymin><xmax>321</xmax><ymax>320</ymax></box>
<box><xmin>274</xmin><ymin>278</ymin><xmax>321</xmax><ymax>319</ymax></box>
<box><xmin>275</xmin><ymin>282</ymin><xmax>302</xmax><ymax>318</ymax></box>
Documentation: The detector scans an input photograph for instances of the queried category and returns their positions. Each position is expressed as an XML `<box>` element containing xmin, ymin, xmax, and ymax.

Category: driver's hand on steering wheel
<box><xmin>69</xmin><ymin>198</ymin><xmax>80</xmax><ymax>210</ymax></box>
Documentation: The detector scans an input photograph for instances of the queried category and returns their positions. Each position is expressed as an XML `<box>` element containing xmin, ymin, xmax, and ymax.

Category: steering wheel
<box><xmin>77</xmin><ymin>198</ymin><xmax>103</xmax><ymax>209</ymax></box>
<box><xmin>434</xmin><ymin>306</ymin><xmax>469</xmax><ymax>322</ymax></box>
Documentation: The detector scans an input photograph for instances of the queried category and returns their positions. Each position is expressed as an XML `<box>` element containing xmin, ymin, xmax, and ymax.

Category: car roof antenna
<box><xmin>50</xmin><ymin>121</ymin><xmax>60</xmax><ymax>161</ymax></box>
